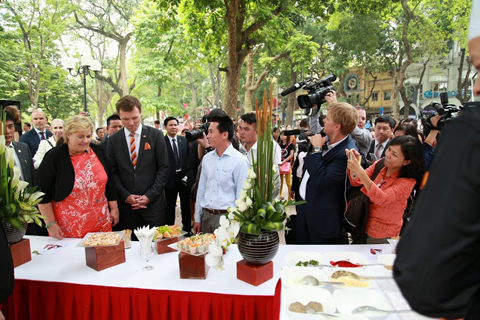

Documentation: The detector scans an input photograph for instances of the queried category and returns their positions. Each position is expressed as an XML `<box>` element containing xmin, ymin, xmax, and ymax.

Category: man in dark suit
<box><xmin>296</xmin><ymin>102</ymin><xmax>358</xmax><ymax>244</ymax></box>
<box><xmin>19</xmin><ymin>109</ymin><xmax>52</xmax><ymax>157</ymax></box>
<box><xmin>367</xmin><ymin>115</ymin><xmax>395</xmax><ymax>161</ymax></box>
<box><xmin>100</xmin><ymin>114</ymin><xmax>123</xmax><ymax>156</ymax></box>
<box><xmin>163</xmin><ymin>116</ymin><xmax>191</xmax><ymax>232</ymax></box>
<box><xmin>107</xmin><ymin>95</ymin><xmax>169</xmax><ymax>233</ymax></box>
<box><xmin>4</xmin><ymin>111</ymin><xmax>41</xmax><ymax>235</ymax></box>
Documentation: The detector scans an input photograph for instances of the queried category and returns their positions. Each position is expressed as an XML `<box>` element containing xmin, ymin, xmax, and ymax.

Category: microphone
<box><xmin>281</xmin><ymin>81</ymin><xmax>306</xmax><ymax>96</ymax></box>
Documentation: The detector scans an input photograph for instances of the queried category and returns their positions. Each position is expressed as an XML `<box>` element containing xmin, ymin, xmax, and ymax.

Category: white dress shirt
<box><xmin>195</xmin><ymin>143</ymin><xmax>249</xmax><ymax>222</ymax></box>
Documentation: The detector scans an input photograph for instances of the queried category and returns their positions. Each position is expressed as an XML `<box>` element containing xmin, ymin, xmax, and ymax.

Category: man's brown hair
<box><xmin>327</xmin><ymin>102</ymin><xmax>358</xmax><ymax>135</ymax></box>
<box><xmin>116</xmin><ymin>95</ymin><xmax>142</xmax><ymax>113</ymax></box>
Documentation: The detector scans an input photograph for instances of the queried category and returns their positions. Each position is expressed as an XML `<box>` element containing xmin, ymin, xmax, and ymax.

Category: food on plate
<box><xmin>288</xmin><ymin>301</ymin><xmax>323</xmax><ymax>313</ymax></box>
<box><xmin>295</xmin><ymin>259</ymin><xmax>320</xmax><ymax>267</ymax></box>
<box><xmin>153</xmin><ymin>225</ymin><xmax>182</xmax><ymax>241</ymax></box>
<box><xmin>177</xmin><ymin>234</ymin><xmax>216</xmax><ymax>254</ymax></box>
<box><xmin>331</xmin><ymin>270</ymin><xmax>370</xmax><ymax>287</ymax></box>
<box><xmin>82</xmin><ymin>232</ymin><xmax>120</xmax><ymax>246</ymax></box>
<box><xmin>330</xmin><ymin>260</ymin><xmax>362</xmax><ymax>267</ymax></box>
<box><xmin>384</xmin><ymin>265</ymin><xmax>393</xmax><ymax>271</ymax></box>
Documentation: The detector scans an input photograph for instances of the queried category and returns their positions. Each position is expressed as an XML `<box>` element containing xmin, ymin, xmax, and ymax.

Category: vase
<box><xmin>2</xmin><ymin>221</ymin><xmax>27</xmax><ymax>244</ymax></box>
<box><xmin>237</xmin><ymin>231</ymin><xmax>279</xmax><ymax>265</ymax></box>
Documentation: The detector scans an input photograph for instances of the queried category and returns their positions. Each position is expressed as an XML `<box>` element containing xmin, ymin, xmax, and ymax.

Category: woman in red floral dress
<box><xmin>37</xmin><ymin>115</ymin><xmax>119</xmax><ymax>239</ymax></box>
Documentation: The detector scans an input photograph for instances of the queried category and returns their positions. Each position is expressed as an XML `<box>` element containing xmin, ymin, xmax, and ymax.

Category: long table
<box><xmin>1</xmin><ymin>236</ymin><xmax>431</xmax><ymax>320</ymax></box>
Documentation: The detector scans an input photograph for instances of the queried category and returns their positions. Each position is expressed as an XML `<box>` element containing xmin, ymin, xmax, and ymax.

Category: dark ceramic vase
<box><xmin>2</xmin><ymin>221</ymin><xmax>27</xmax><ymax>244</ymax></box>
<box><xmin>237</xmin><ymin>231</ymin><xmax>279</xmax><ymax>265</ymax></box>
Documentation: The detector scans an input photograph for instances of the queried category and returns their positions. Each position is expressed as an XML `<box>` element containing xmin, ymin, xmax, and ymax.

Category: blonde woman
<box><xmin>36</xmin><ymin>115</ymin><xmax>119</xmax><ymax>239</ymax></box>
<box><xmin>33</xmin><ymin>118</ymin><xmax>64</xmax><ymax>169</ymax></box>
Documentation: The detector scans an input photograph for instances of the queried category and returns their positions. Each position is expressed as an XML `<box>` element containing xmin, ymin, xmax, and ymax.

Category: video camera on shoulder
<box><xmin>280</xmin><ymin>75</ymin><xmax>336</xmax><ymax>115</ymax></box>
<box><xmin>421</xmin><ymin>92</ymin><xmax>461</xmax><ymax>131</ymax></box>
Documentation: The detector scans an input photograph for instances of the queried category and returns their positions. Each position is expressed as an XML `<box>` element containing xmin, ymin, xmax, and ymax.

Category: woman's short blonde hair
<box><xmin>64</xmin><ymin>115</ymin><xmax>93</xmax><ymax>144</ymax></box>
<box><xmin>327</xmin><ymin>102</ymin><xmax>359</xmax><ymax>135</ymax></box>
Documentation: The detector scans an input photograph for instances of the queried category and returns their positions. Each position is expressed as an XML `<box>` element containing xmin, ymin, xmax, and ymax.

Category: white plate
<box><xmin>333</xmin><ymin>288</ymin><xmax>391</xmax><ymax>317</ymax></box>
<box><xmin>285</xmin><ymin>251</ymin><xmax>325</xmax><ymax>267</ymax></box>
<box><xmin>325</xmin><ymin>251</ymin><xmax>367</xmax><ymax>267</ymax></box>
<box><xmin>325</xmin><ymin>267</ymin><xmax>374</xmax><ymax>288</ymax></box>
<box><xmin>281</xmin><ymin>267</ymin><xmax>329</xmax><ymax>288</ymax></box>
<box><xmin>377</xmin><ymin>254</ymin><xmax>396</xmax><ymax>269</ymax></box>
<box><xmin>283</xmin><ymin>287</ymin><xmax>335</xmax><ymax>320</ymax></box>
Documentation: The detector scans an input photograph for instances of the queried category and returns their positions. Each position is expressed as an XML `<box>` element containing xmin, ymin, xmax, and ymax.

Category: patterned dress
<box><xmin>52</xmin><ymin>149</ymin><xmax>111</xmax><ymax>238</ymax></box>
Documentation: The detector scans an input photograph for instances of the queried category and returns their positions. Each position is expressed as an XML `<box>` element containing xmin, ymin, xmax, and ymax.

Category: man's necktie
<box><xmin>375</xmin><ymin>144</ymin><xmax>382</xmax><ymax>159</ymax></box>
<box><xmin>130</xmin><ymin>133</ymin><xmax>137</xmax><ymax>167</ymax></box>
<box><xmin>172</xmin><ymin>138</ymin><xmax>181</xmax><ymax>171</ymax></box>
<box><xmin>40</xmin><ymin>131</ymin><xmax>45</xmax><ymax>140</ymax></box>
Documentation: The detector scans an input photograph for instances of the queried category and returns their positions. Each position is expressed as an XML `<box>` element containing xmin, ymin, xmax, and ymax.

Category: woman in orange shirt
<box><xmin>346</xmin><ymin>136</ymin><xmax>425</xmax><ymax>244</ymax></box>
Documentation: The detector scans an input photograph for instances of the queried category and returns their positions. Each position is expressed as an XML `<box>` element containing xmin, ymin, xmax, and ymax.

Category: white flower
<box><xmin>208</xmin><ymin>241</ymin><xmax>223</xmax><ymax>256</ymax></box>
<box><xmin>239</xmin><ymin>189</ymin><xmax>247</xmax><ymax>200</ymax></box>
<box><xmin>205</xmin><ymin>253</ymin><xmax>223</xmax><ymax>267</ymax></box>
<box><xmin>15</xmin><ymin>180</ymin><xmax>29</xmax><ymax>199</ymax></box>
<box><xmin>228</xmin><ymin>211</ymin><xmax>235</xmax><ymax>220</ymax></box>
<box><xmin>237</xmin><ymin>201</ymin><xmax>247</xmax><ymax>212</ymax></box>
<box><xmin>0</xmin><ymin>135</ymin><xmax>5</xmax><ymax>154</ymax></box>
<box><xmin>245</xmin><ymin>197</ymin><xmax>253</xmax><ymax>207</ymax></box>
<box><xmin>243</xmin><ymin>180</ymin><xmax>252</xmax><ymax>190</ymax></box>
<box><xmin>227</xmin><ymin>220</ymin><xmax>240</xmax><ymax>239</ymax></box>
<box><xmin>227</xmin><ymin>206</ymin><xmax>235</xmax><ymax>213</ymax></box>
<box><xmin>10</xmin><ymin>167</ymin><xmax>21</xmax><ymax>188</ymax></box>
<box><xmin>5</xmin><ymin>147</ymin><xmax>14</xmax><ymax>169</ymax></box>
<box><xmin>27</xmin><ymin>191</ymin><xmax>44</xmax><ymax>202</ymax></box>
<box><xmin>215</xmin><ymin>227</ymin><xmax>231</xmax><ymax>248</ymax></box>
<box><xmin>247</xmin><ymin>168</ymin><xmax>256</xmax><ymax>179</ymax></box>
<box><xmin>219</xmin><ymin>215</ymin><xmax>230</xmax><ymax>228</ymax></box>
<box><xmin>235</xmin><ymin>198</ymin><xmax>244</xmax><ymax>208</ymax></box>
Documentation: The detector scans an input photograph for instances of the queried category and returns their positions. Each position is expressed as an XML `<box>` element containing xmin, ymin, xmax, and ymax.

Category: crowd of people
<box><xmin>1</xmin><ymin>1</ymin><xmax>480</xmax><ymax>317</ymax></box>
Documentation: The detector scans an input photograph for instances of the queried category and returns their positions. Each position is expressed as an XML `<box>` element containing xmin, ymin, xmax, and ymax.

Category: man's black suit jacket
<box><xmin>164</xmin><ymin>135</ymin><xmax>188</xmax><ymax>186</ymax></box>
<box><xmin>12</xmin><ymin>141</ymin><xmax>34</xmax><ymax>186</ymax></box>
<box><xmin>367</xmin><ymin>139</ymin><xmax>389</xmax><ymax>161</ymax></box>
<box><xmin>19</xmin><ymin>128</ymin><xmax>52</xmax><ymax>157</ymax></box>
<box><xmin>107</xmin><ymin>125</ymin><xmax>169</xmax><ymax>220</ymax></box>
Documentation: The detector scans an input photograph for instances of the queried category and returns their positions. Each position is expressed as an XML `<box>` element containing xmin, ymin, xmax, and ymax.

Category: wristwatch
<box><xmin>313</xmin><ymin>146</ymin><xmax>321</xmax><ymax>153</ymax></box>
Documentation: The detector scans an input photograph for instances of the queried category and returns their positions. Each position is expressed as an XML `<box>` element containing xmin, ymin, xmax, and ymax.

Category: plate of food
<box><xmin>285</xmin><ymin>251</ymin><xmax>325</xmax><ymax>267</ymax></box>
<box><xmin>153</xmin><ymin>225</ymin><xmax>186</xmax><ymax>241</ymax></box>
<box><xmin>168</xmin><ymin>233</ymin><xmax>217</xmax><ymax>256</ymax></box>
<box><xmin>325</xmin><ymin>252</ymin><xmax>368</xmax><ymax>268</ymax></box>
<box><xmin>324</xmin><ymin>267</ymin><xmax>374</xmax><ymax>288</ymax></box>
<box><xmin>76</xmin><ymin>231</ymin><xmax>125</xmax><ymax>248</ymax></box>
<box><xmin>281</xmin><ymin>266</ymin><xmax>329</xmax><ymax>288</ymax></box>
<box><xmin>283</xmin><ymin>287</ymin><xmax>336</xmax><ymax>320</ymax></box>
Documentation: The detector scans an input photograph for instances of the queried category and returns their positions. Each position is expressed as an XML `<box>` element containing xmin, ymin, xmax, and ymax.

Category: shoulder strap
<box><xmin>46</xmin><ymin>139</ymin><xmax>54</xmax><ymax>148</ymax></box>
<box><xmin>371</xmin><ymin>158</ymin><xmax>385</xmax><ymax>181</ymax></box>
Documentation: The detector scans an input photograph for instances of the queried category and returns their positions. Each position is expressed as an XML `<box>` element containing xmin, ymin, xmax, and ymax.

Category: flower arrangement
<box><xmin>0</xmin><ymin>109</ymin><xmax>45</xmax><ymax>232</ymax></box>
<box><xmin>206</xmin><ymin>86</ymin><xmax>303</xmax><ymax>270</ymax></box>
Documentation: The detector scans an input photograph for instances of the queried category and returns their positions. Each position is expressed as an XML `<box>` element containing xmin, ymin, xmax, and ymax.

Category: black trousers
<box><xmin>165</xmin><ymin>173</ymin><xmax>192</xmax><ymax>232</ymax></box>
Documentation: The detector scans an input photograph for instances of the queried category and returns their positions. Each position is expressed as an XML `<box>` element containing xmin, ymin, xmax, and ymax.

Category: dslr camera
<box><xmin>185</xmin><ymin>122</ymin><xmax>210</xmax><ymax>142</ymax></box>
<box><xmin>283</xmin><ymin>129</ymin><xmax>326</xmax><ymax>153</ymax></box>
<box><xmin>281</xmin><ymin>74</ymin><xmax>336</xmax><ymax>110</ymax></box>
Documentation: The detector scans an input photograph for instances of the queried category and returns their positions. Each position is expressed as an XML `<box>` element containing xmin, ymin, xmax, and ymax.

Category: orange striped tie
<box><xmin>129</xmin><ymin>133</ymin><xmax>137</xmax><ymax>167</ymax></box>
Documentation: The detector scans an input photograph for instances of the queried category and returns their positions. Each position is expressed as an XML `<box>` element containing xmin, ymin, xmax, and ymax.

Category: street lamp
<box><xmin>63</xmin><ymin>56</ymin><xmax>101</xmax><ymax>113</ymax></box>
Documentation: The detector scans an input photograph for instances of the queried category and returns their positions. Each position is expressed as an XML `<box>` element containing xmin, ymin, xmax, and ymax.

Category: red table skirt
<box><xmin>1</xmin><ymin>279</ymin><xmax>282</xmax><ymax>320</ymax></box>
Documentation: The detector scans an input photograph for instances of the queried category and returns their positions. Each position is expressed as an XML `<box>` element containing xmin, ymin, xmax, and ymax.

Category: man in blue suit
<box><xmin>19</xmin><ymin>109</ymin><xmax>52</xmax><ymax>157</ymax></box>
<box><xmin>163</xmin><ymin>117</ymin><xmax>191</xmax><ymax>232</ymax></box>
<box><xmin>297</xmin><ymin>102</ymin><xmax>358</xmax><ymax>244</ymax></box>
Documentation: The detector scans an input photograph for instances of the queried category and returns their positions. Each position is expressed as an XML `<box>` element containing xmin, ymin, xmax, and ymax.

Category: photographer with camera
<box><xmin>394</xmin><ymin>2</ymin><xmax>480</xmax><ymax>318</ymax></box>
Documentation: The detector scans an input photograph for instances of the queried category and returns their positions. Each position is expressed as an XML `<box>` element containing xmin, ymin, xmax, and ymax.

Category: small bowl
<box><xmin>333</xmin><ymin>288</ymin><xmax>391</xmax><ymax>318</ymax></box>
<box><xmin>285</xmin><ymin>251</ymin><xmax>325</xmax><ymax>267</ymax></box>
<box><xmin>283</xmin><ymin>287</ymin><xmax>335</xmax><ymax>320</ymax></box>
<box><xmin>281</xmin><ymin>267</ymin><xmax>329</xmax><ymax>288</ymax></box>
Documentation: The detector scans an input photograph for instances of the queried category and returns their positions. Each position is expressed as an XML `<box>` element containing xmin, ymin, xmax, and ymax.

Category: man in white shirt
<box><xmin>237</xmin><ymin>113</ymin><xmax>282</xmax><ymax>198</ymax></box>
<box><xmin>193</xmin><ymin>113</ymin><xmax>249</xmax><ymax>234</ymax></box>
<box><xmin>19</xmin><ymin>109</ymin><xmax>53</xmax><ymax>157</ymax></box>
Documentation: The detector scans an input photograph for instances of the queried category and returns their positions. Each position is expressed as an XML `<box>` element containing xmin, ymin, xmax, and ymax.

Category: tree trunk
<box><xmin>286</xmin><ymin>64</ymin><xmax>297</xmax><ymax>127</ymax></box>
<box><xmin>243</xmin><ymin>50</ymin><xmax>255</xmax><ymax>113</ymax></box>
<box><xmin>337</xmin><ymin>74</ymin><xmax>346</xmax><ymax>97</ymax></box>
<box><xmin>119</xmin><ymin>38</ymin><xmax>129</xmax><ymax>96</ymax></box>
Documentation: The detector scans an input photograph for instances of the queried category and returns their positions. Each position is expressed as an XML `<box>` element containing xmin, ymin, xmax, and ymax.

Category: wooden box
<box><xmin>237</xmin><ymin>259</ymin><xmax>273</xmax><ymax>286</ymax></box>
<box><xmin>10</xmin><ymin>238</ymin><xmax>31</xmax><ymax>268</ymax></box>
<box><xmin>85</xmin><ymin>240</ymin><xmax>126</xmax><ymax>271</ymax></box>
<box><xmin>178</xmin><ymin>251</ymin><xmax>209</xmax><ymax>279</ymax></box>
<box><xmin>156</xmin><ymin>237</ymin><xmax>179</xmax><ymax>254</ymax></box>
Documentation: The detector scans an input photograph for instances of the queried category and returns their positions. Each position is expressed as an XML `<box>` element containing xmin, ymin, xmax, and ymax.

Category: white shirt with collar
<box><xmin>8</xmin><ymin>143</ymin><xmax>25</xmax><ymax>181</ymax></box>
<box><xmin>167</xmin><ymin>134</ymin><xmax>182</xmax><ymax>172</ymax></box>
<box><xmin>374</xmin><ymin>138</ymin><xmax>390</xmax><ymax>158</ymax></box>
<box><xmin>124</xmin><ymin>124</ymin><xmax>143</xmax><ymax>160</ymax></box>
<box><xmin>299</xmin><ymin>135</ymin><xmax>348</xmax><ymax>200</ymax></box>
<box><xmin>34</xmin><ymin>127</ymin><xmax>47</xmax><ymax>140</ymax></box>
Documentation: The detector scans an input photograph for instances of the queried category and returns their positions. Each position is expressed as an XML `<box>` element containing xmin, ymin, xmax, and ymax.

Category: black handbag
<box><xmin>344</xmin><ymin>159</ymin><xmax>384</xmax><ymax>243</ymax></box>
